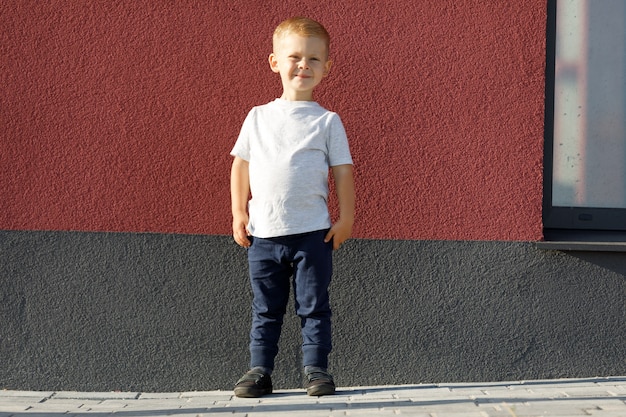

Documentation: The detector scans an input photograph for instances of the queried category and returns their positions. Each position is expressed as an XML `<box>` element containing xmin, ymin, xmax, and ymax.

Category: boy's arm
<box><xmin>231</xmin><ymin>156</ymin><xmax>251</xmax><ymax>248</ymax></box>
<box><xmin>325</xmin><ymin>164</ymin><xmax>355</xmax><ymax>250</ymax></box>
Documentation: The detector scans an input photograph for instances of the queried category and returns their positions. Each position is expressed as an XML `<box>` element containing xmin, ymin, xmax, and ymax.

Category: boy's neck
<box><xmin>280</xmin><ymin>91</ymin><xmax>315</xmax><ymax>101</ymax></box>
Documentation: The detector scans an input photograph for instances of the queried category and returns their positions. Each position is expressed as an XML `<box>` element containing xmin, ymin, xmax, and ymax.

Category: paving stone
<box><xmin>81</xmin><ymin>399</ymin><xmax>133</xmax><ymax>411</ymax></box>
<box><xmin>0</xmin><ymin>378</ymin><xmax>624</xmax><ymax>416</ymax></box>
<box><xmin>53</xmin><ymin>391</ymin><xmax>139</xmax><ymax>400</ymax></box>
<box><xmin>344</xmin><ymin>409</ymin><xmax>399</xmax><ymax>415</ymax></box>
<box><xmin>0</xmin><ymin>396</ymin><xmax>40</xmax><ymax>410</ymax></box>
<box><xmin>119</xmin><ymin>400</ymin><xmax>192</xmax><ymax>410</ymax></box>
<box><xmin>590</xmin><ymin>399</ymin><xmax>626</xmax><ymax>412</ymax></box>
<box><xmin>137</xmin><ymin>392</ymin><xmax>182</xmax><ymax>399</ymax></box>
<box><xmin>0</xmin><ymin>390</ymin><xmax>54</xmax><ymax>398</ymax></box>
<box><xmin>28</xmin><ymin>400</ymin><xmax>89</xmax><ymax>411</ymax></box>
<box><xmin>180</xmin><ymin>390</ymin><xmax>233</xmax><ymax>398</ymax></box>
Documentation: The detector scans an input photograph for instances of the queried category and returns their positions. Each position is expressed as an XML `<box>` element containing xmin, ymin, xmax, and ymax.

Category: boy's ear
<box><xmin>268</xmin><ymin>53</ymin><xmax>280</xmax><ymax>73</ymax></box>
<box><xmin>323</xmin><ymin>60</ymin><xmax>332</xmax><ymax>77</ymax></box>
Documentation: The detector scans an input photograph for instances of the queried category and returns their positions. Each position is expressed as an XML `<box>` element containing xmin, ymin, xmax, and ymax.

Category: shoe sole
<box><xmin>234</xmin><ymin>386</ymin><xmax>273</xmax><ymax>398</ymax></box>
<box><xmin>307</xmin><ymin>384</ymin><xmax>335</xmax><ymax>396</ymax></box>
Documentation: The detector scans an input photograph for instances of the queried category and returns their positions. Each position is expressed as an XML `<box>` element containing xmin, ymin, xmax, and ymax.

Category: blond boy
<box><xmin>230</xmin><ymin>16</ymin><xmax>355</xmax><ymax>397</ymax></box>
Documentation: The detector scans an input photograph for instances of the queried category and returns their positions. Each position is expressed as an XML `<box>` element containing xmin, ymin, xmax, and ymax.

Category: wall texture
<box><xmin>2</xmin><ymin>0</ymin><xmax>624</xmax><ymax>392</ymax></box>
<box><xmin>1</xmin><ymin>0</ymin><xmax>545</xmax><ymax>241</ymax></box>
<box><xmin>2</xmin><ymin>231</ymin><xmax>625</xmax><ymax>391</ymax></box>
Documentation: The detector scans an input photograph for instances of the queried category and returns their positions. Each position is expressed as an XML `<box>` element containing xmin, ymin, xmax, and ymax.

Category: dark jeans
<box><xmin>247</xmin><ymin>229</ymin><xmax>333</xmax><ymax>370</ymax></box>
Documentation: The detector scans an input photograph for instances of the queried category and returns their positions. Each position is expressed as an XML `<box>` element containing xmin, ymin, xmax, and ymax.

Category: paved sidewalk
<box><xmin>1</xmin><ymin>377</ymin><xmax>625</xmax><ymax>416</ymax></box>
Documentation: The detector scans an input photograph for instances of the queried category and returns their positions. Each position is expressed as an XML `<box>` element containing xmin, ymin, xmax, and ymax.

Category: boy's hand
<box><xmin>327</xmin><ymin>164</ymin><xmax>355</xmax><ymax>250</ymax></box>
<box><xmin>231</xmin><ymin>157</ymin><xmax>251</xmax><ymax>248</ymax></box>
<box><xmin>324</xmin><ymin>218</ymin><xmax>353</xmax><ymax>250</ymax></box>
<box><xmin>232</xmin><ymin>213</ymin><xmax>251</xmax><ymax>248</ymax></box>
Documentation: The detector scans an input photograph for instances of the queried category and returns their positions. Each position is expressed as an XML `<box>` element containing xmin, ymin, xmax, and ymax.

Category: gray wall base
<box><xmin>1</xmin><ymin>231</ymin><xmax>624</xmax><ymax>391</ymax></box>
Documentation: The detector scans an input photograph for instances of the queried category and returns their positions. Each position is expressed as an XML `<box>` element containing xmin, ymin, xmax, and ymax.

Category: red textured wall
<box><xmin>0</xmin><ymin>1</ymin><xmax>545</xmax><ymax>241</ymax></box>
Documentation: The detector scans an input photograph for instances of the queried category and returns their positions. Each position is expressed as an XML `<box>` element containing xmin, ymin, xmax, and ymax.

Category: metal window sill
<box><xmin>536</xmin><ymin>241</ymin><xmax>626</xmax><ymax>252</ymax></box>
<box><xmin>537</xmin><ymin>229</ymin><xmax>626</xmax><ymax>252</ymax></box>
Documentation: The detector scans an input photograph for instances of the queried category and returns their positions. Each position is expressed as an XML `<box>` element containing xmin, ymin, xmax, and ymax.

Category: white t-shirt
<box><xmin>231</xmin><ymin>99</ymin><xmax>353</xmax><ymax>238</ymax></box>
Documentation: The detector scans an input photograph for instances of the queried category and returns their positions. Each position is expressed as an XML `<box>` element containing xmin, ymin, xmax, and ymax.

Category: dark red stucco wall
<box><xmin>1</xmin><ymin>0</ymin><xmax>545</xmax><ymax>240</ymax></box>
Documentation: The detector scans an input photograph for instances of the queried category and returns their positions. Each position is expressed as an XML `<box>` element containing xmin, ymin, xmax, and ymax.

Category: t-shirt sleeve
<box><xmin>230</xmin><ymin>109</ymin><xmax>254</xmax><ymax>161</ymax></box>
<box><xmin>328</xmin><ymin>113</ymin><xmax>353</xmax><ymax>167</ymax></box>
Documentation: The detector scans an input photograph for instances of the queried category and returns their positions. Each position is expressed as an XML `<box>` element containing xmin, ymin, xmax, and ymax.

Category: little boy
<box><xmin>230</xmin><ymin>17</ymin><xmax>355</xmax><ymax>397</ymax></box>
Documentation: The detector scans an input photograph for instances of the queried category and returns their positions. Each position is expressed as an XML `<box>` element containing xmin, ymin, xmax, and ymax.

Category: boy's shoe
<box><xmin>234</xmin><ymin>370</ymin><xmax>273</xmax><ymax>398</ymax></box>
<box><xmin>304</xmin><ymin>370</ymin><xmax>336</xmax><ymax>396</ymax></box>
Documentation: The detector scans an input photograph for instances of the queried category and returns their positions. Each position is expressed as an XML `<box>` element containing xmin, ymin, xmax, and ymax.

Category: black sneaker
<box><xmin>234</xmin><ymin>370</ymin><xmax>273</xmax><ymax>398</ymax></box>
<box><xmin>304</xmin><ymin>370</ymin><xmax>335</xmax><ymax>396</ymax></box>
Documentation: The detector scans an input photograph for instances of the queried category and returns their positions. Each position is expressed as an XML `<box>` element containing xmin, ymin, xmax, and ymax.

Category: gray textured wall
<box><xmin>1</xmin><ymin>230</ymin><xmax>624</xmax><ymax>391</ymax></box>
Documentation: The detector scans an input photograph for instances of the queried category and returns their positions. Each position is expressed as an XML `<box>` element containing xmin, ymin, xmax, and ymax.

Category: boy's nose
<box><xmin>298</xmin><ymin>59</ymin><xmax>310</xmax><ymax>69</ymax></box>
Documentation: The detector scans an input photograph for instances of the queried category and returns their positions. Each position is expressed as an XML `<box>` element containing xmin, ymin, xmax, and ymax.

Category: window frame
<box><xmin>543</xmin><ymin>0</ymin><xmax>626</xmax><ymax>242</ymax></box>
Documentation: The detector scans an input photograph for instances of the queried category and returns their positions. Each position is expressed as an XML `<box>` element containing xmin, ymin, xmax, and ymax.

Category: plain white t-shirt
<box><xmin>231</xmin><ymin>99</ymin><xmax>353</xmax><ymax>238</ymax></box>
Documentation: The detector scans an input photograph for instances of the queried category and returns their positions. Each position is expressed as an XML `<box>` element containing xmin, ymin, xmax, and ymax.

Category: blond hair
<box><xmin>273</xmin><ymin>17</ymin><xmax>330</xmax><ymax>55</ymax></box>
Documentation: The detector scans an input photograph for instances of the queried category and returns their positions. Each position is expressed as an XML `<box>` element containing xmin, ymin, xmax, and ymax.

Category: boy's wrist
<box><xmin>232</xmin><ymin>207</ymin><xmax>248</xmax><ymax>216</ymax></box>
<box><xmin>232</xmin><ymin>211</ymin><xmax>249</xmax><ymax>224</ymax></box>
<box><xmin>337</xmin><ymin>216</ymin><xmax>354</xmax><ymax>226</ymax></box>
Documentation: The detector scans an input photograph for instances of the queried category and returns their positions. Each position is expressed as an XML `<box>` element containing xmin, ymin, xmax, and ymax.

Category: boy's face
<box><xmin>269</xmin><ymin>33</ymin><xmax>332</xmax><ymax>101</ymax></box>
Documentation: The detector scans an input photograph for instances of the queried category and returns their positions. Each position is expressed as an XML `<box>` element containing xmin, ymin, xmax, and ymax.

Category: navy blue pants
<box><xmin>247</xmin><ymin>229</ymin><xmax>333</xmax><ymax>370</ymax></box>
